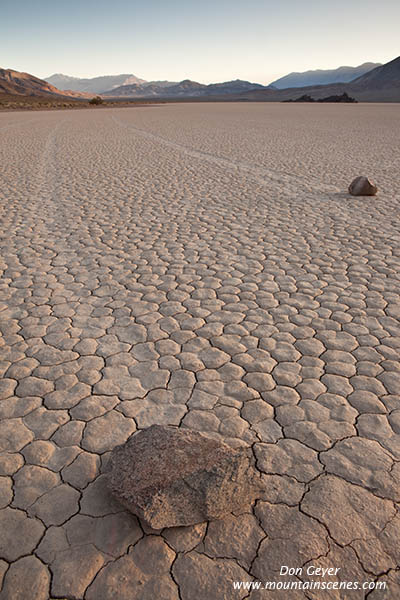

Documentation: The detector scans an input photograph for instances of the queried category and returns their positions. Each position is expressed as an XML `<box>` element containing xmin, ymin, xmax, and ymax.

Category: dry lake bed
<box><xmin>0</xmin><ymin>103</ymin><xmax>400</xmax><ymax>599</ymax></box>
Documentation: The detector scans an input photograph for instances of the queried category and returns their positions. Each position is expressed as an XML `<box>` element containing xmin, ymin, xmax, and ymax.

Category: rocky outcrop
<box><xmin>284</xmin><ymin>92</ymin><xmax>357</xmax><ymax>103</ymax></box>
<box><xmin>108</xmin><ymin>425</ymin><xmax>263</xmax><ymax>528</ymax></box>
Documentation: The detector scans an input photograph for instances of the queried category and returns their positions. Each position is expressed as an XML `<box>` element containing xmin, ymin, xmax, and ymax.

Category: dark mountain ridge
<box><xmin>270</xmin><ymin>62</ymin><xmax>381</xmax><ymax>88</ymax></box>
<box><xmin>351</xmin><ymin>56</ymin><xmax>400</xmax><ymax>88</ymax></box>
<box><xmin>103</xmin><ymin>78</ymin><xmax>266</xmax><ymax>97</ymax></box>
<box><xmin>228</xmin><ymin>57</ymin><xmax>400</xmax><ymax>103</ymax></box>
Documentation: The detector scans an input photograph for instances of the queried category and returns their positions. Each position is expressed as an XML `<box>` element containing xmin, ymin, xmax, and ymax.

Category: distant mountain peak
<box><xmin>47</xmin><ymin>73</ymin><xmax>81</xmax><ymax>80</ymax></box>
<box><xmin>351</xmin><ymin>56</ymin><xmax>400</xmax><ymax>88</ymax></box>
<box><xmin>270</xmin><ymin>62</ymin><xmax>382</xmax><ymax>89</ymax></box>
<box><xmin>0</xmin><ymin>67</ymin><xmax>88</xmax><ymax>97</ymax></box>
<box><xmin>45</xmin><ymin>73</ymin><xmax>146</xmax><ymax>94</ymax></box>
<box><xmin>180</xmin><ymin>79</ymin><xmax>202</xmax><ymax>85</ymax></box>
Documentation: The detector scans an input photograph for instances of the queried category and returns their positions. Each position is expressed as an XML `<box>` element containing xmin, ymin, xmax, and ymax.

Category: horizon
<box><xmin>1</xmin><ymin>0</ymin><xmax>400</xmax><ymax>85</ymax></box>
<box><xmin>7</xmin><ymin>56</ymin><xmax>398</xmax><ymax>89</ymax></box>
<box><xmin>40</xmin><ymin>59</ymin><xmax>389</xmax><ymax>86</ymax></box>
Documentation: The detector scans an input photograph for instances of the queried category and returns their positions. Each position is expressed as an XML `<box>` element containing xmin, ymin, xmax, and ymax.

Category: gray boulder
<box><xmin>107</xmin><ymin>425</ymin><xmax>263</xmax><ymax>528</ymax></box>
<box><xmin>349</xmin><ymin>176</ymin><xmax>378</xmax><ymax>196</ymax></box>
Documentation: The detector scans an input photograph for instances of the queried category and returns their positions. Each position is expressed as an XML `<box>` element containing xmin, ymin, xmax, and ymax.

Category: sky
<box><xmin>1</xmin><ymin>0</ymin><xmax>399</xmax><ymax>85</ymax></box>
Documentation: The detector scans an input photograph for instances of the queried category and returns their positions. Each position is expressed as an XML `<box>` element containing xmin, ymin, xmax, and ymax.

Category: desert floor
<box><xmin>0</xmin><ymin>103</ymin><xmax>399</xmax><ymax>599</ymax></box>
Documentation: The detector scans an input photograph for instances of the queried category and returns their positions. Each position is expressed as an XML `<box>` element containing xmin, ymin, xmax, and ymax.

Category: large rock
<box><xmin>348</xmin><ymin>176</ymin><xmax>378</xmax><ymax>196</ymax></box>
<box><xmin>108</xmin><ymin>425</ymin><xmax>263</xmax><ymax>528</ymax></box>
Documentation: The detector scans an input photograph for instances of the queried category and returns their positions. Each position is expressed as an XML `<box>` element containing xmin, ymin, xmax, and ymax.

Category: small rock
<box><xmin>348</xmin><ymin>176</ymin><xmax>378</xmax><ymax>196</ymax></box>
<box><xmin>108</xmin><ymin>425</ymin><xmax>263</xmax><ymax>528</ymax></box>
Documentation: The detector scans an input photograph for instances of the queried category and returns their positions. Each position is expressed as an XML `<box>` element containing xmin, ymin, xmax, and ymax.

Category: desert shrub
<box><xmin>89</xmin><ymin>96</ymin><xmax>103</xmax><ymax>105</ymax></box>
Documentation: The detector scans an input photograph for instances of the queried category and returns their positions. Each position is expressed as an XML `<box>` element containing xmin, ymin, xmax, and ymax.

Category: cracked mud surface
<box><xmin>0</xmin><ymin>103</ymin><xmax>399</xmax><ymax>599</ymax></box>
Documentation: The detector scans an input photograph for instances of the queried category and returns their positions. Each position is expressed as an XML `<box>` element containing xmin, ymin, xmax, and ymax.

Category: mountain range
<box><xmin>45</xmin><ymin>73</ymin><xmax>146</xmax><ymax>94</ymax></box>
<box><xmin>101</xmin><ymin>79</ymin><xmax>266</xmax><ymax>98</ymax></box>
<box><xmin>0</xmin><ymin>68</ymin><xmax>86</xmax><ymax>97</ymax></box>
<box><xmin>269</xmin><ymin>62</ymin><xmax>381</xmax><ymax>88</ymax></box>
<box><xmin>44</xmin><ymin>60</ymin><xmax>382</xmax><ymax>95</ymax></box>
<box><xmin>231</xmin><ymin>56</ymin><xmax>400</xmax><ymax>103</ymax></box>
<box><xmin>1</xmin><ymin>56</ymin><xmax>399</xmax><ymax>102</ymax></box>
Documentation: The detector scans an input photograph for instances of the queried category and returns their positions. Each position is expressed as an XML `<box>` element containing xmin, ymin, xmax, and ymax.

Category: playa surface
<box><xmin>0</xmin><ymin>103</ymin><xmax>399</xmax><ymax>599</ymax></box>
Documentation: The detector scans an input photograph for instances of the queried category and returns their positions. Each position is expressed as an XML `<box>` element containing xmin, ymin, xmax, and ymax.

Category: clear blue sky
<box><xmin>1</xmin><ymin>0</ymin><xmax>399</xmax><ymax>84</ymax></box>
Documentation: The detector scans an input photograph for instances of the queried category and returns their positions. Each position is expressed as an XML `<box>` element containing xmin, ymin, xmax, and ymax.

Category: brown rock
<box><xmin>348</xmin><ymin>176</ymin><xmax>378</xmax><ymax>196</ymax></box>
<box><xmin>108</xmin><ymin>424</ymin><xmax>263</xmax><ymax>528</ymax></box>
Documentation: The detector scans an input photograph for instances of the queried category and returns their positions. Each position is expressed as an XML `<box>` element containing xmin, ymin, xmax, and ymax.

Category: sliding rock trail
<box><xmin>0</xmin><ymin>103</ymin><xmax>400</xmax><ymax>599</ymax></box>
